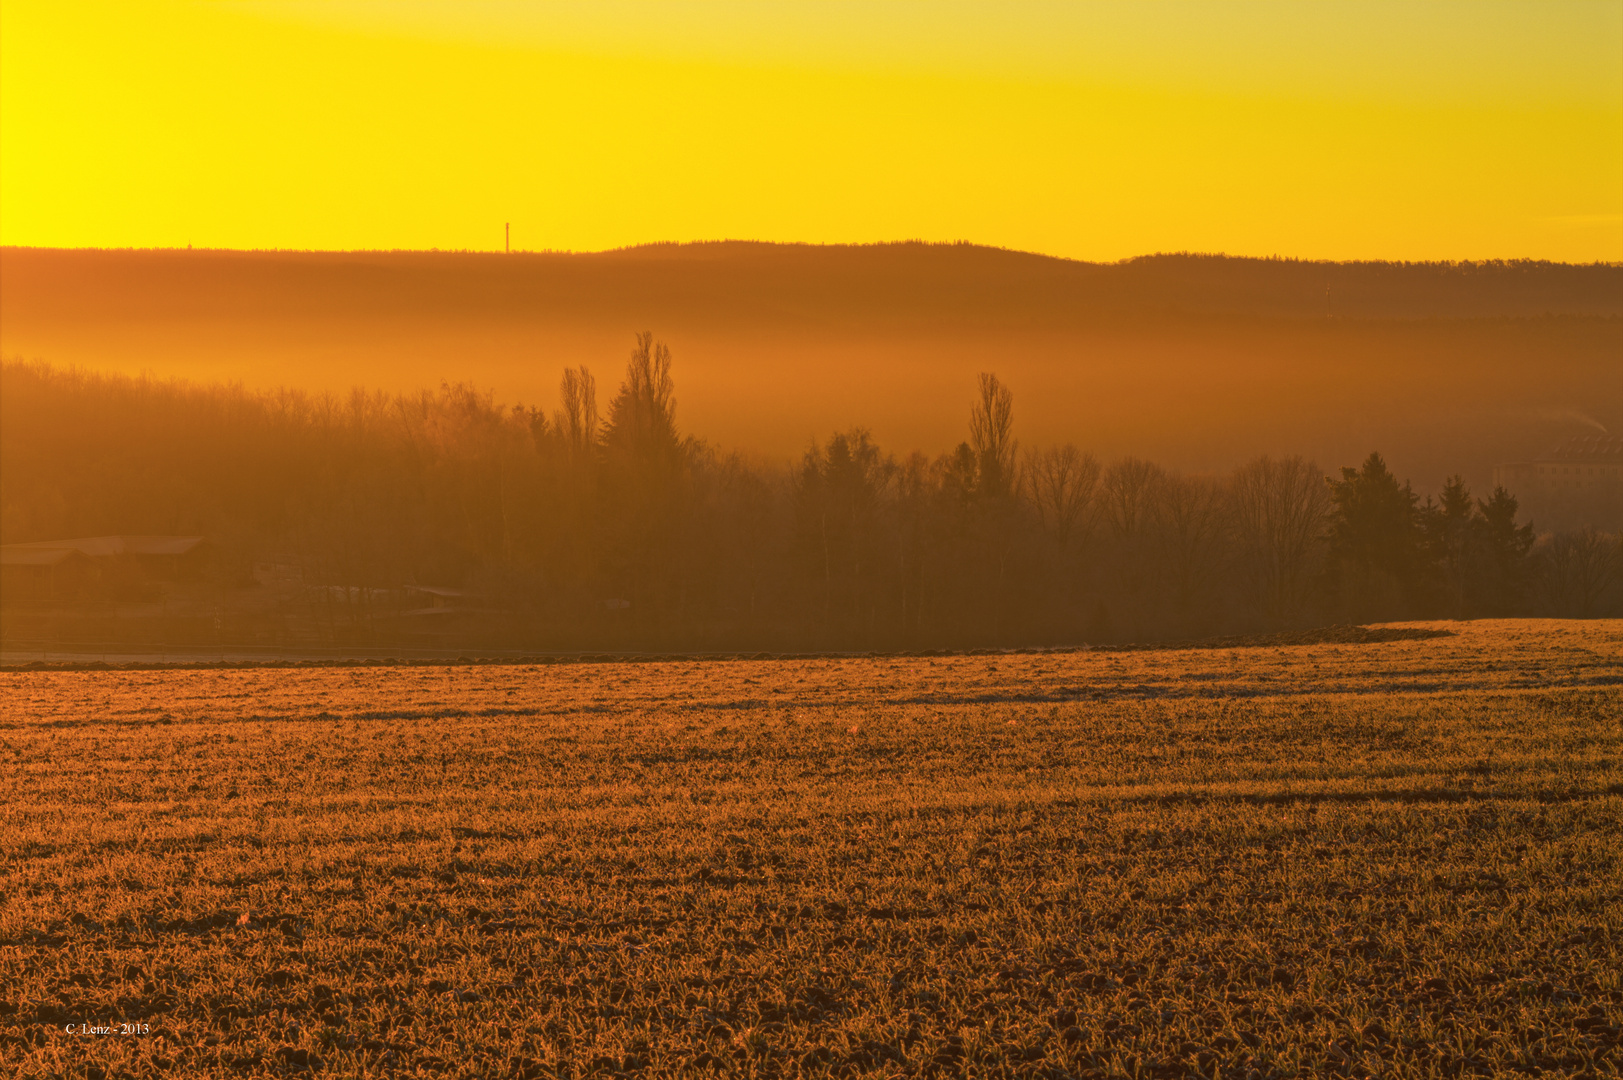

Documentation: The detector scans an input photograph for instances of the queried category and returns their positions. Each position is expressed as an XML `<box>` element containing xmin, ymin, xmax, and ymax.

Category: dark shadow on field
<box><xmin>0</xmin><ymin>624</ymin><xmax>1456</xmax><ymax>672</ymax></box>
<box><xmin>894</xmin><ymin>671</ymin><xmax>1623</xmax><ymax>705</ymax></box>
<box><xmin>9</xmin><ymin>783</ymin><xmax>1621</xmax><ymax>872</ymax></box>
<box><xmin>7</xmin><ymin>674</ymin><xmax>1621</xmax><ymax>733</ymax></box>
<box><xmin>1060</xmin><ymin>782</ymin><xmax>1623</xmax><ymax>810</ymax></box>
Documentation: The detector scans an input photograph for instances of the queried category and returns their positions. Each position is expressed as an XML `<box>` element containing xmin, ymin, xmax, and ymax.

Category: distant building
<box><xmin>252</xmin><ymin>555</ymin><xmax>304</xmax><ymax>589</ymax></box>
<box><xmin>1494</xmin><ymin>436</ymin><xmax>1623</xmax><ymax>532</ymax></box>
<box><xmin>0</xmin><ymin>545</ymin><xmax>94</xmax><ymax>602</ymax></box>
<box><xmin>405</xmin><ymin>585</ymin><xmax>480</xmax><ymax>611</ymax></box>
<box><xmin>0</xmin><ymin>535</ymin><xmax>209</xmax><ymax>602</ymax></box>
<box><xmin>352</xmin><ymin>585</ymin><xmax>486</xmax><ymax>641</ymax></box>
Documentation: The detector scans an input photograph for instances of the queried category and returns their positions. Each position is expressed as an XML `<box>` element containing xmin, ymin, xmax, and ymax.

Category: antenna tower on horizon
<box><xmin>506</xmin><ymin>223</ymin><xmax>510</xmax><ymax>254</ymax></box>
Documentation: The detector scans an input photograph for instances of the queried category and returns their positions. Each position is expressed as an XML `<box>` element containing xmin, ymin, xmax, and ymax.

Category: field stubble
<box><xmin>1</xmin><ymin>619</ymin><xmax>1620</xmax><ymax>1079</ymax></box>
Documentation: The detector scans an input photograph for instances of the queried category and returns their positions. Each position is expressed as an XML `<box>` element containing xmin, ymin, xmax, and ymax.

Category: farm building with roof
<box><xmin>0</xmin><ymin>535</ymin><xmax>209</xmax><ymax>602</ymax></box>
<box><xmin>1493</xmin><ymin>436</ymin><xmax>1623</xmax><ymax>532</ymax></box>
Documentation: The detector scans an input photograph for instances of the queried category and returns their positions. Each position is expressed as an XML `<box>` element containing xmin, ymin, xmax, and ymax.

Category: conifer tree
<box><xmin>1327</xmin><ymin>452</ymin><xmax>1425</xmax><ymax>614</ymax></box>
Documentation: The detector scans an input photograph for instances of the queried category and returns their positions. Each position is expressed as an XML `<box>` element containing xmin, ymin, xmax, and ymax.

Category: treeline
<box><xmin>2</xmin><ymin>345</ymin><xmax>1617</xmax><ymax>649</ymax></box>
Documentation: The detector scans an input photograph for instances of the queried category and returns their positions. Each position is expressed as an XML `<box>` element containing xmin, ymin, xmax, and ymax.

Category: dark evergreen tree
<box><xmin>1476</xmin><ymin>486</ymin><xmax>1535</xmax><ymax>614</ymax></box>
<box><xmin>1326</xmin><ymin>452</ymin><xmax>1425</xmax><ymax>616</ymax></box>
<box><xmin>1422</xmin><ymin>474</ymin><xmax>1477</xmax><ymax>616</ymax></box>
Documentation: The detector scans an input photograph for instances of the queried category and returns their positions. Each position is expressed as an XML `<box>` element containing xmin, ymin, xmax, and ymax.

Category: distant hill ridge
<box><xmin>4</xmin><ymin>242</ymin><xmax>1620</xmax><ymax>330</ymax></box>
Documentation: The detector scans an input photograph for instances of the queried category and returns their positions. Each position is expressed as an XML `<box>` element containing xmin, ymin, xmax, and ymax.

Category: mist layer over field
<box><xmin>4</xmin><ymin>244</ymin><xmax>1619</xmax><ymax>494</ymax></box>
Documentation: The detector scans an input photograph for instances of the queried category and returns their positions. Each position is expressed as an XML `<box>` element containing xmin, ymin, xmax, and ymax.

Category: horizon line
<box><xmin>3</xmin><ymin>240</ymin><xmax>1620</xmax><ymax>270</ymax></box>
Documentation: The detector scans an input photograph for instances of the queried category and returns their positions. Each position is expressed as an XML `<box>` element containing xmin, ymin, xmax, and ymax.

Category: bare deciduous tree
<box><xmin>1535</xmin><ymin>527</ymin><xmax>1621</xmax><ymax>617</ymax></box>
<box><xmin>1149</xmin><ymin>472</ymin><xmax>1228</xmax><ymax>611</ymax></box>
<box><xmin>969</xmin><ymin>373</ymin><xmax>1016</xmax><ymax>499</ymax></box>
<box><xmin>599</xmin><ymin>333</ymin><xmax>688</xmax><ymax>611</ymax></box>
<box><xmin>603</xmin><ymin>332</ymin><xmax>679</xmax><ymax>465</ymax></box>
<box><xmin>555</xmin><ymin>366</ymin><xmax>598</xmax><ymax>462</ymax></box>
<box><xmin>1024</xmin><ymin>444</ymin><xmax>1100</xmax><ymax>545</ymax></box>
<box><xmin>1102</xmin><ymin>457</ymin><xmax>1164</xmax><ymax>539</ymax></box>
<box><xmin>1230</xmin><ymin>454</ymin><xmax>1329</xmax><ymax>620</ymax></box>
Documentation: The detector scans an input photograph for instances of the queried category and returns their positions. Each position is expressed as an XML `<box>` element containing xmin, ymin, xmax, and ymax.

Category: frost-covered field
<box><xmin>2</xmin><ymin>620</ymin><xmax>1620</xmax><ymax>1078</ymax></box>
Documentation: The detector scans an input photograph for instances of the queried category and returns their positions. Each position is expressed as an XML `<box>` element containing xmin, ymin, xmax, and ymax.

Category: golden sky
<box><xmin>3</xmin><ymin>1</ymin><xmax>1620</xmax><ymax>261</ymax></box>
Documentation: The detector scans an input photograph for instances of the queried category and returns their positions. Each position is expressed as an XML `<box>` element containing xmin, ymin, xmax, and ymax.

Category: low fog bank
<box><xmin>3</xmin><ymin>244</ymin><xmax>1618</xmax><ymax>497</ymax></box>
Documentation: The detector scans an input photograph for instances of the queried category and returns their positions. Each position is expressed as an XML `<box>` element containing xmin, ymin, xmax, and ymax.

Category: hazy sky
<box><xmin>3</xmin><ymin>1</ymin><xmax>1620</xmax><ymax>260</ymax></box>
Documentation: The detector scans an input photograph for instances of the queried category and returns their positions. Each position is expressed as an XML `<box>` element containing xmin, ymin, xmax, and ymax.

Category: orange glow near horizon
<box><xmin>2</xmin><ymin>1</ymin><xmax>1620</xmax><ymax>262</ymax></box>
